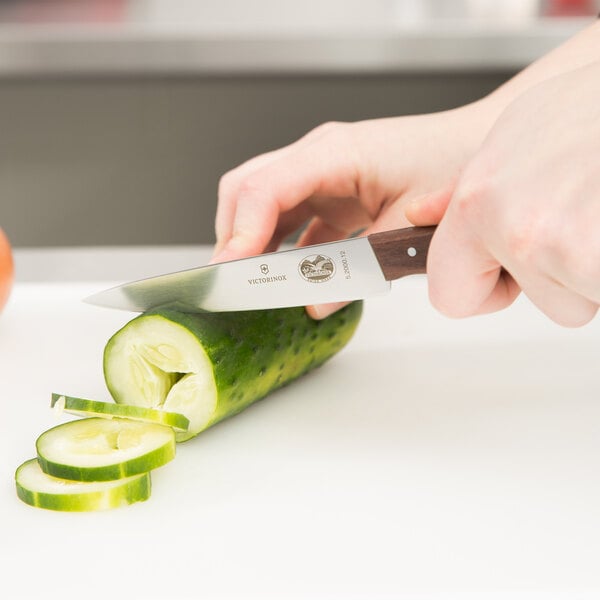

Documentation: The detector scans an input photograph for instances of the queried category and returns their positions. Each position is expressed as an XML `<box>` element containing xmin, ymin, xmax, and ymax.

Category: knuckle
<box><xmin>236</xmin><ymin>175</ymin><xmax>267</xmax><ymax>202</ymax></box>
<box><xmin>504</xmin><ymin>219</ymin><xmax>538</xmax><ymax>264</ymax></box>
<box><xmin>311</xmin><ymin>121</ymin><xmax>344</xmax><ymax>137</ymax></box>
<box><xmin>217</xmin><ymin>171</ymin><xmax>236</xmax><ymax>199</ymax></box>
<box><xmin>306</xmin><ymin>121</ymin><xmax>354</xmax><ymax>148</ymax></box>
<box><xmin>504</xmin><ymin>210</ymin><xmax>554</xmax><ymax>266</ymax></box>
<box><xmin>451</xmin><ymin>178</ymin><xmax>490</xmax><ymax>224</ymax></box>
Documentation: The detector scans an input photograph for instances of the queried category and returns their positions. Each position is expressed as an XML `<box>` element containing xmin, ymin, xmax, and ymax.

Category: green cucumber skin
<box><xmin>36</xmin><ymin>443</ymin><xmax>174</xmax><ymax>482</ymax></box>
<box><xmin>15</xmin><ymin>462</ymin><xmax>151</xmax><ymax>512</ymax></box>
<box><xmin>50</xmin><ymin>393</ymin><xmax>190</xmax><ymax>431</ymax></box>
<box><xmin>105</xmin><ymin>302</ymin><xmax>362</xmax><ymax>439</ymax></box>
<box><xmin>16</xmin><ymin>475</ymin><xmax>151</xmax><ymax>512</ymax></box>
<box><xmin>36</xmin><ymin>449</ymin><xmax>168</xmax><ymax>483</ymax></box>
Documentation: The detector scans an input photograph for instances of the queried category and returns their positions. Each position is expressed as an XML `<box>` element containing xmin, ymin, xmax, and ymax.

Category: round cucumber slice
<box><xmin>51</xmin><ymin>393</ymin><xmax>190</xmax><ymax>432</ymax></box>
<box><xmin>36</xmin><ymin>417</ymin><xmax>175</xmax><ymax>482</ymax></box>
<box><xmin>15</xmin><ymin>459</ymin><xmax>151</xmax><ymax>512</ymax></box>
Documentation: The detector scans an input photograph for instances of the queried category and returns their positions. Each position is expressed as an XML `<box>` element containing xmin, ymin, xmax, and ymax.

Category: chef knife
<box><xmin>84</xmin><ymin>226</ymin><xmax>435</xmax><ymax>313</ymax></box>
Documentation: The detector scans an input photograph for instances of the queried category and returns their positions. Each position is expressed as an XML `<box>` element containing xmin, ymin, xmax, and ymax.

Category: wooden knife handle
<box><xmin>368</xmin><ymin>226</ymin><xmax>436</xmax><ymax>281</ymax></box>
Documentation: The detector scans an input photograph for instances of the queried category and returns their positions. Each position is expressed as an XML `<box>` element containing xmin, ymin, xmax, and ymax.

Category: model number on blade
<box><xmin>340</xmin><ymin>250</ymin><xmax>351</xmax><ymax>280</ymax></box>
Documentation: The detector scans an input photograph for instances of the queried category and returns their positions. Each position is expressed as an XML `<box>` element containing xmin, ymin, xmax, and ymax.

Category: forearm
<box><xmin>473</xmin><ymin>19</ymin><xmax>600</xmax><ymax>125</ymax></box>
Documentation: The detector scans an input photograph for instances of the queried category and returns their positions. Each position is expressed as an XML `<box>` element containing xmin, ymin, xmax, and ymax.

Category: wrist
<box><xmin>483</xmin><ymin>19</ymin><xmax>600</xmax><ymax>115</ymax></box>
<box><xmin>449</xmin><ymin>97</ymin><xmax>503</xmax><ymax>152</ymax></box>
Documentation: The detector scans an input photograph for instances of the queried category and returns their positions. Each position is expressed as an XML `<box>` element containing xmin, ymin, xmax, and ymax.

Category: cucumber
<box><xmin>15</xmin><ymin>459</ymin><xmax>151</xmax><ymax>512</ymax></box>
<box><xmin>36</xmin><ymin>417</ymin><xmax>176</xmax><ymax>481</ymax></box>
<box><xmin>51</xmin><ymin>393</ymin><xmax>190</xmax><ymax>432</ymax></box>
<box><xmin>104</xmin><ymin>303</ymin><xmax>362</xmax><ymax>441</ymax></box>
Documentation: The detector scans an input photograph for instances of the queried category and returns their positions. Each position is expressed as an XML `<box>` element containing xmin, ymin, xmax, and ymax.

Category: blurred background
<box><xmin>0</xmin><ymin>0</ymin><xmax>598</xmax><ymax>248</ymax></box>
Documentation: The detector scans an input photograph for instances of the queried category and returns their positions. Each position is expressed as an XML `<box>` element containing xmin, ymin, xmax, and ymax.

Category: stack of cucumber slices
<box><xmin>15</xmin><ymin>394</ymin><xmax>188</xmax><ymax>512</ymax></box>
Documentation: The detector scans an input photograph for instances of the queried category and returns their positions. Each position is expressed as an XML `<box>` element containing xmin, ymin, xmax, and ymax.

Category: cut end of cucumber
<box><xmin>52</xmin><ymin>394</ymin><xmax>66</xmax><ymax>416</ymax></box>
<box><xmin>104</xmin><ymin>315</ymin><xmax>218</xmax><ymax>440</ymax></box>
<box><xmin>15</xmin><ymin>459</ymin><xmax>151</xmax><ymax>512</ymax></box>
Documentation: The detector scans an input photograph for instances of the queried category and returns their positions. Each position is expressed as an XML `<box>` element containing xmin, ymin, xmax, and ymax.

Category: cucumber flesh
<box><xmin>36</xmin><ymin>417</ymin><xmax>175</xmax><ymax>482</ymax></box>
<box><xmin>15</xmin><ymin>458</ymin><xmax>151</xmax><ymax>512</ymax></box>
<box><xmin>104</xmin><ymin>304</ymin><xmax>363</xmax><ymax>442</ymax></box>
<box><xmin>51</xmin><ymin>393</ymin><xmax>190</xmax><ymax>432</ymax></box>
<box><xmin>104</xmin><ymin>315</ymin><xmax>217</xmax><ymax>442</ymax></box>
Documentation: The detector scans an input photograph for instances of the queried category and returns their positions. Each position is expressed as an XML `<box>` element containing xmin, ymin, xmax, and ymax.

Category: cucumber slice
<box><xmin>104</xmin><ymin>303</ymin><xmax>362</xmax><ymax>441</ymax></box>
<box><xmin>15</xmin><ymin>458</ymin><xmax>151</xmax><ymax>512</ymax></box>
<box><xmin>36</xmin><ymin>417</ymin><xmax>175</xmax><ymax>481</ymax></box>
<box><xmin>51</xmin><ymin>393</ymin><xmax>190</xmax><ymax>432</ymax></box>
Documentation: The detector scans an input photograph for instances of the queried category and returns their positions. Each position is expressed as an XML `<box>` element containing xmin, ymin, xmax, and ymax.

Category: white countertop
<box><xmin>2</xmin><ymin>247</ymin><xmax>600</xmax><ymax>599</ymax></box>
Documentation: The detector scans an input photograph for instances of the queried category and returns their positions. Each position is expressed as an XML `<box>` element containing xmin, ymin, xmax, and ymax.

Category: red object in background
<box><xmin>1</xmin><ymin>0</ymin><xmax>126</xmax><ymax>23</ymax></box>
<box><xmin>543</xmin><ymin>0</ymin><xmax>599</xmax><ymax>16</ymax></box>
<box><xmin>0</xmin><ymin>228</ymin><xmax>14</xmax><ymax>315</ymax></box>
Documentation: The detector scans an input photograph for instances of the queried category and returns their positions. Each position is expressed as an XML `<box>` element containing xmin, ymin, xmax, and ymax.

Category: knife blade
<box><xmin>84</xmin><ymin>226</ymin><xmax>435</xmax><ymax>312</ymax></box>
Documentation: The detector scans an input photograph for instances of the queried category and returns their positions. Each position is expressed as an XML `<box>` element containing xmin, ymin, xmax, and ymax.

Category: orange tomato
<box><xmin>0</xmin><ymin>227</ymin><xmax>14</xmax><ymax>313</ymax></box>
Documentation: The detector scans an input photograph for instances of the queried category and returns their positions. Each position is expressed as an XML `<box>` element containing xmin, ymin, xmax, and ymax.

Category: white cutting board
<box><xmin>1</xmin><ymin>263</ymin><xmax>600</xmax><ymax>600</ymax></box>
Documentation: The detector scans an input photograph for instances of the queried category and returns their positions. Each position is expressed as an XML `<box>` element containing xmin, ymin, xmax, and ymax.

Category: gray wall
<box><xmin>0</xmin><ymin>72</ymin><xmax>512</xmax><ymax>247</ymax></box>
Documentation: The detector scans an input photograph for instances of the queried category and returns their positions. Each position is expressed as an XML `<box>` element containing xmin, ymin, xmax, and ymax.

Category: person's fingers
<box><xmin>515</xmin><ymin>273</ymin><xmax>598</xmax><ymax>327</ymax></box>
<box><xmin>299</xmin><ymin>216</ymin><xmax>356</xmax><ymax>320</ymax></box>
<box><xmin>296</xmin><ymin>196</ymin><xmax>372</xmax><ymax>248</ymax></box>
<box><xmin>297</xmin><ymin>217</ymin><xmax>351</xmax><ymax>247</ymax></box>
<box><xmin>306</xmin><ymin>191</ymin><xmax>431</xmax><ymax>320</ymax></box>
<box><xmin>211</xmin><ymin>125</ymin><xmax>363</xmax><ymax>264</ymax></box>
<box><xmin>506</xmin><ymin>219</ymin><xmax>600</xmax><ymax>325</ymax></box>
<box><xmin>215</xmin><ymin>148</ymin><xmax>289</xmax><ymax>256</ymax></box>
<box><xmin>426</xmin><ymin>184</ymin><xmax>599</xmax><ymax>326</ymax></box>
<box><xmin>214</xmin><ymin>122</ymin><xmax>348</xmax><ymax>257</ymax></box>
<box><xmin>306</xmin><ymin>302</ymin><xmax>350</xmax><ymax>320</ymax></box>
<box><xmin>531</xmin><ymin>213</ymin><xmax>600</xmax><ymax>306</ymax></box>
<box><xmin>404</xmin><ymin>185</ymin><xmax>455</xmax><ymax>226</ymax></box>
<box><xmin>425</xmin><ymin>195</ymin><xmax>522</xmax><ymax>318</ymax></box>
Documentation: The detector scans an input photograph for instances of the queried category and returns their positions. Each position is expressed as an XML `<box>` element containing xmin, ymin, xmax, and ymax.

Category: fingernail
<box><xmin>405</xmin><ymin>196</ymin><xmax>423</xmax><ymax>213</ymax></box>
<box><xmin>209</xmin><ymin>236</ymin><xmax>246</xmax><ymax>264</ymax></box>
<box><xmin>209</xmin><ymin>243</ymin><xmax>236</xmax><ymax>265</ymax></box>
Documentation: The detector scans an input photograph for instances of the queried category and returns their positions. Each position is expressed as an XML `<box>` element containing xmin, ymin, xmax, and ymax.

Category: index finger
<box><xmin>211</xmin><ymin>125</ymin><xmax>363</xmax><ymax>263</ymax></box>
<box><xmin>426</xmin><ymin>196</ymin><xmax>521</xmax><ymax>317</ymax></box>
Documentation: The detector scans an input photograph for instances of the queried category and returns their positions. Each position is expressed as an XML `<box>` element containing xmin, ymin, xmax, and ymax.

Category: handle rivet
<box><xmin>407</xmin><ymin>247</ymin><xmax>417</xmax><ymax>258</ymax></box>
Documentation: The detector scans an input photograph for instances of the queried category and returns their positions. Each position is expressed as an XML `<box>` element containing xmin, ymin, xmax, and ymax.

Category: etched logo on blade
<box><xmin>298</xmin><ymin>254</ymin><xmax>335</xmax><ymax>283</ymax></box>
<box><xmin>248</xmin><ymin>262</ymin><xmax>287</xmax><ymax>285</ymax></box>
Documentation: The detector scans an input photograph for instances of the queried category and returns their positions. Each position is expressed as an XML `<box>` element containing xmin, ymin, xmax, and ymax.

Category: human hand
<box><xmin>212</xmin><ymin>102</ymin><xmax>493</xmax><ymax>318</ymax></box>
<box><xmin>407</xmin><ymin>62</ymin><xmax>600</xmax><ymax>327</ymax></box>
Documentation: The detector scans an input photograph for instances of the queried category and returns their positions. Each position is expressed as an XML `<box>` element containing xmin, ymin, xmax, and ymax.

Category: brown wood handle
<box><xmin>368</xmin><ymin>226</ymin><xmax>436</xmax><ymax>281</ymax></box>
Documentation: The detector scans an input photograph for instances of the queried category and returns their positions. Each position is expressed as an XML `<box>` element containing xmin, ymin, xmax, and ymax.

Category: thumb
<box><xmin>306</xmin><ymin>189</ymin><xmax>454</xmax><ymax>320</ymax></box>
<box><xmin>404</xmin><ymin>185</ymin><xmax>454</xmax><ymax>226</ymax></box>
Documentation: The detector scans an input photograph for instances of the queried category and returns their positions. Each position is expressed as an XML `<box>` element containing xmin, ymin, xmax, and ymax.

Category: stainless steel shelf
<box><xmin>0</xmin><ymin>18</ymin><xmax>591</xmax><ymax>76</ymax></box>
